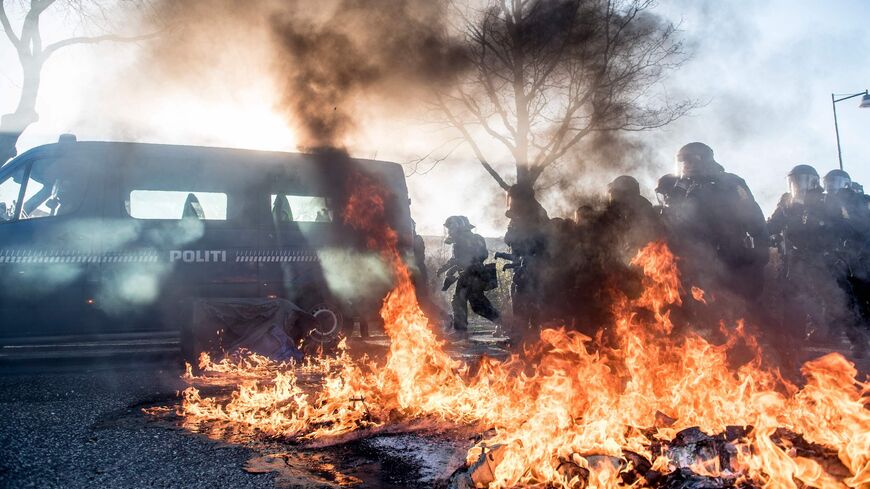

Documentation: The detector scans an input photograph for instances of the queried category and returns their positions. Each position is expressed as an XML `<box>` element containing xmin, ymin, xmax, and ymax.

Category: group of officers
<box><xmin>436</xmin><ymin>142</ymin><xmax>870</xmax><ymax>357</ymax></box>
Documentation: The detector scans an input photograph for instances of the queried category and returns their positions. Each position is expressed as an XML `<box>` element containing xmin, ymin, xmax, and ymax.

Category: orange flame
<box><xmin>691</xmin><ymin>286</ymin><xmax>707</xmax><ymax>305</ymax></box>
<box><xmin>173</xmin><ymin>181</ymin><xmax>869</xmax><ymax>488</ymax></box>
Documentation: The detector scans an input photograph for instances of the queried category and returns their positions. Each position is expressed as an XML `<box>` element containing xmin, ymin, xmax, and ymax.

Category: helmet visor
<box><xmin>788</xmin><ymin>173</ymin><xmax>820</xmax><ymax>199</ymax></box>
<box><xmin>676</xmin><ymin>152</ymin><xmax>712</xmax><ymax>178</ymax></box>
<box><xmin>824</xmin><ymin>175</ymin><xmax>851</xmax><ymax>192</ymax></box>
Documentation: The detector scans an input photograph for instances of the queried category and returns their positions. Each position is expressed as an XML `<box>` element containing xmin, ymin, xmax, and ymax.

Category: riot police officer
<box><xmin>822</xmin><ymin>170</ymin><xmax>870</xmax><ymax>240</ymax></box>
<box><xmin>768</xmin><ymin>165</ymin><xmax>828</xmax><ymax>256</ymax></box>
<box><xmin>820</xmin><ymin>170</ymin><xmax>870</xmax><ymax>355</ymax></box>
<box><xmin>767</xmin><ymin>165</ymin><xmax>858</xmax><ymax>348</ymax></box>
<box><xmin>499</xmin><ymin>183</ymin><xmax>549</xmax><ymax>334</ymax></box>
<box><xmin>657</xmin><ymin>143</ymin><xmax>768</xmax><ymax>305</ymax></box>
<box><xmin>823</xmin><ymin>169</ymin><xmax>852</xmax><ymax>195</ymax></box>
<box><xmin>603</xmin><ymin>175</ymin><xmax>662</xmax><ymax>261</ymax></box>
<box><xmin>437</xmin><ymin>216</ymin><xmax>499</xmax><ymax>332</ymax></box>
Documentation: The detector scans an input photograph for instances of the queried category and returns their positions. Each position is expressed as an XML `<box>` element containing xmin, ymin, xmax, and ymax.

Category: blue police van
<box><xmin>0</xmin><ymin>137</ymin><xmax>413</xmax><ymax>362</ymax></box>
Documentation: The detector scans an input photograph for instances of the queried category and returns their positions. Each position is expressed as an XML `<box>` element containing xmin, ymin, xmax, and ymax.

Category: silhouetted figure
<box><xmin>410</xmin><ymin>219</ymin><xmax>449</xmax><ymax>327</ymax></box>
<box><xmin>272</xmin><ymin>193</ymin><xmax>294</xmax><ymax>222</ymax></box>
<box><xmin>768</xmin><ymin>165</ymin><xmax>841</xmax><ymax>344</ymax></box>
<box><xmin>820</xmin><ymin>169</ymin><xmax>870</xmax><ymax>356</ymax></box>
<box><xmin>657</xmin><ymin>143</ymin><xmax>768</xmax><ymax>314</ymax></box>
<box><xmin>602</xmin><ymin>175</ymin><xmax>662</xmax><ymax>262</ymax></box>
<box><xmin>315</xmin><ymin>207</ymin><xmax>331</xmax><ymax>222</ymax></box>
<box><xmin>438</xmin><ymin>216</ymin><xmax>499</xmax><ymax>331</ymax></box>
<box><xmin>500</xmin><ymin>183</ymin><xmax>549</xmax><ymax>335</ymax></box>
<box><xmin>182</xmin><ymin>193</ymin><xmax>205</xmax><ymax>220</ymax></box>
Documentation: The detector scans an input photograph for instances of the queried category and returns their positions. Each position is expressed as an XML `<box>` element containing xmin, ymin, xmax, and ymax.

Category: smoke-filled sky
<box><xmin>1</xmin><ymin>0</ymin><xmax>868</xmax><ymax>236</ymax></box>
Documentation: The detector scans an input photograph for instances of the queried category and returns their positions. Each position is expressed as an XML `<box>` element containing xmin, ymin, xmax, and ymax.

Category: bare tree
<box><xmin>0</xmin><ymin>0</ymin><xmax>154</xmax><ymax>164</ymax></box>
<box><xmin>436</xmin><ymin>0</ymin><xmax>694</xmax><ymax>191</ymax></box>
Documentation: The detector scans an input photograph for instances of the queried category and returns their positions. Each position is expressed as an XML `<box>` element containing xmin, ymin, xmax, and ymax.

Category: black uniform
<box><xmin>823</xmin><ymin>188</ymin><xmax>870</xmax><ymax>352</ymax></box>
<box><xmin>600</xmin><ymin>192</ymin><xmax>662</xmax><ymax>263</ymax></box>
<box><xmin>767</xmin><ymin>189</ymin><xmax>859</xmax><ymax>345</ymax></box>
<box><xmin>768</xmin><ymin>190</ymin><xmax>832</xmax><ymax>260</ymax></box>
<box><xmin>502</xmin><ymin>184</ymin><xmax>549</xmax><ymax>331</ymax></box>
<box><xmin>658</xmin><ymin>168</ymin><xmax>769</xmax><ymax>303</ymax></box>
<box><xmin>442</xmin><ymin>229</ymin><xmax>499</xmax><ymax>330</ymax></box>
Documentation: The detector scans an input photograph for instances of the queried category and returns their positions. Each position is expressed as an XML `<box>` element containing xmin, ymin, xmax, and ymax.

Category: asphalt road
<box><xmin>0</xmin><ymin>322</ymin><xmax>507</xmax><ymax>489</ymax></box>
<box><xmin>0</xmin><ymin>322</ymin><xmax>864</xmax><ymax>489</ymax></box>
<box><xmin>0</xmin><ymin>362</ymin><xmax>280</xmax><ymax>489</ymax></box>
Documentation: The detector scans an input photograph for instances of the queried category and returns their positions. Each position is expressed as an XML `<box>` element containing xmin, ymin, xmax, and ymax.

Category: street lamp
<box><xmin>831</xmin><ymin>90</ymin><xmax>870</xmax><ymax>171</ymax></box>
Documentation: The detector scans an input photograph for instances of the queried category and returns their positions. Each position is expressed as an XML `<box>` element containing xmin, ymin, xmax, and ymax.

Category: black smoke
<box><xmin>139</xmin><ymin>0</ymin><xmax>469</xmax><ymax>150</ymax></box>
<box><xmin>269</xmin><ymin>0</ymin><xmax>469</xmax><ymax>149</ymax></box>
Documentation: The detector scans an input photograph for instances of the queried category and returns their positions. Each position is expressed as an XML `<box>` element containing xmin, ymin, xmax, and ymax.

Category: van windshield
<box><xmin>21</xmin><ymin>157</ymin><xmax>89</xmax><ymax>219</ymax></box>
<box><xmin>0</xmin><ymin>167</ymin><xmax>24</xmax><ymax>221</ymax></box>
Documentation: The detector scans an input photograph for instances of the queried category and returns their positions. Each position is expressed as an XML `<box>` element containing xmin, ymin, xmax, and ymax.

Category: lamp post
<box><xmin>831</xmin><ymin>90</ymin><xmax>870</xmax><ymax>171</ymax></box>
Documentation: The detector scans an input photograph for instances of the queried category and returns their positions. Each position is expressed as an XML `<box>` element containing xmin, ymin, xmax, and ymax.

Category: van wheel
<box><xmin>306</xmin><ymin>302</ymin><xmax>344</xmax><ymax>345</ymax></box>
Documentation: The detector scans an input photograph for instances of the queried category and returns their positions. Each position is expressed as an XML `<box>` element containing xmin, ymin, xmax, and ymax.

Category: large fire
<box><xmin>175</xmin><ymin>179</ymin><xmax>868</xmax><ymax>489</ymax></box>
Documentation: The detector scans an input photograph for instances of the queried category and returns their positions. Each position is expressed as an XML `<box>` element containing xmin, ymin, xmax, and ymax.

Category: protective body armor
<box><xmin>659</xmin><ymin>171</ymin><xmax>766</xmax><ymax>266</ymax></box>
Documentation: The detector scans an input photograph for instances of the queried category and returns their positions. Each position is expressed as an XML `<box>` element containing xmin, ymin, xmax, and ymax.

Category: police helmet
<box><xmin>787</xmin><ymin>164</ymin><xmax>820</xmax><ymax>200</ymax></box>
<box><xmin>607</xmin><ymin>175</ymin><xmax>641</xmax><ymax>200</ymax></box>
<box><xmin>444</xmin><ymin>215</ymin><xmax>474</xmax><ymax>232</ymax></box>
<box><xmin>655</xmin><ymin>174</ymin><xmax>677</xmax><ymax>206</ymax></box>
<box><xmin>505</xmin><ymin>183</ymin><xmax>536</xmax><ymax>219</ymax></box>
<box><xmin>675</xmin><ymin>142</ymin><xmax>717</xmax><ymax>178</ymax></box>
<box><xmin>788</xmin><ymin>164</ymin><xmax>819</xmax><ymax>178</ymax></box>
<box><xmin>574</xmin><ymin>204</ymin><xmax>596</xmax><ymax>224</ymax></box>
<box><xmin>822</xmin><ymin>169</ymin><xmax>851</xmax><ymax>193</ymax></box>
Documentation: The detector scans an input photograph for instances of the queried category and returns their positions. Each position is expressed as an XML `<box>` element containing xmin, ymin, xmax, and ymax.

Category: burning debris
<box><xmin>2</xmin><ymin>1</ymin><xmax>869</xmax><ymax>488</ymax></box>
<box><xmin>161</xmin><ymin>173</ymin><xmax>869</xmax><ymax>489</ymax></box>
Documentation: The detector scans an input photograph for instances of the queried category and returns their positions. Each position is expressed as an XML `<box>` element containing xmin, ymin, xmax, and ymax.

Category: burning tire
<box><xmin>305</xmin><ymin>302</ymin><xmax>344</xmax><ymax>345</ymax></box>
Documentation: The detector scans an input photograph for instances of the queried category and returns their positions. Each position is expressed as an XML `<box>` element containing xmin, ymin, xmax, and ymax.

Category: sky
<box><xmin>1</xmin><ymin>0</ymin><xmax>869</xmax><ymax>237</ymax></box>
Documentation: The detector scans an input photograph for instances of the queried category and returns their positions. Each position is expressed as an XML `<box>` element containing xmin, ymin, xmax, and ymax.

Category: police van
<box><xmin>0</xmin><ymin>137</ymin><xmax>413</xmax><ymax>362</ymax></box>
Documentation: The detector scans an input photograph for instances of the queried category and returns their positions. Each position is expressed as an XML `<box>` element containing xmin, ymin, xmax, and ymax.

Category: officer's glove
<box><xmin>442</xmin><ymin>273</ymin><xmax>459</xmax><ymax>291</ymax></box>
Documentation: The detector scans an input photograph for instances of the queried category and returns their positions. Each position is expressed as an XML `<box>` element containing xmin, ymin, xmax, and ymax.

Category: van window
<box><xmin>270</xmin><ymin>194</ymin><xmax>332</xmax><ymax>223</ymax></box>
<box><xmin>129</xmin><ymin>190</ymin><xmax>227</xmax><ymax>220</ymax></box>
<box><xmin>0</xmin><ymin>167</ymin><xmax>25</xmax><ymax>222</ymax></box>
<box><xmin>21</xmin><ymin>158</ymin><xmax>88</xmax><ymax>220</ymax></box>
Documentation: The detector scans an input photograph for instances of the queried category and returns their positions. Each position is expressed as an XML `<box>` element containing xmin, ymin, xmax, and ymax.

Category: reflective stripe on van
<box><xmin>0</xmin><ymin>248</ymin><xmax>319</xmax><ymax>263</ymax></box>
<box><xmin>0</xmin><ymin>249</ymin><xmax>159</xmax><ymax>263</ymax></box>
<box><xmin>234</xmin><ymin>249</ymin><xmax>319</xmax><ymax>263</ymax></box>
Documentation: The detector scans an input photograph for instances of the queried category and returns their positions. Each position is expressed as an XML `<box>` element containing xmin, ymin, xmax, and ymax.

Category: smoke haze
<box><xmin>270</xmin><ymin>0</ymin><xmax>468</xmax><ymax>149</ymax></box>
<box><xmin>1</xmin><ymin>1</ymin><xmax>868</xmax><ymax>236</ymax></box>
<box><xmin>141</xmin><ymin>0</ymin><xmax>468</xmax><ymax>149</ymax></box>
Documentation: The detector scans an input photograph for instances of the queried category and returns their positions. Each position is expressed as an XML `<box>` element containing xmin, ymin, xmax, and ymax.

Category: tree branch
<box><xmin>42</xmin><ymin>31</ymin><xmax>159</xmax><ymax>59</ymax></box>
<box><xmin>477</xmin><ymin>43</ymin><xmax>518</xmax><ymax>139</ymax></box>
<box><xmin>457</xmin><ymin>87</ymin><xmax>516</xmax><ymax>153</ymax></box>
<box><xmin>33</xmin><ymin>0</ymin><xmax>58</xmax><ymax>14</ymax></box>
<box><xmin>0</xmin><ymin>1</ymin><xmax>20</xmax><ymax>50</ymax></box>
<box><xmin>439</xmin><ymin>0</ymin><xmax>691</xmax><ymax>189</ymax></box>
<box><xmin>437</xmin><ymin>94</ymin><xmax>511</xmax><ymax>191</ymax></box>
